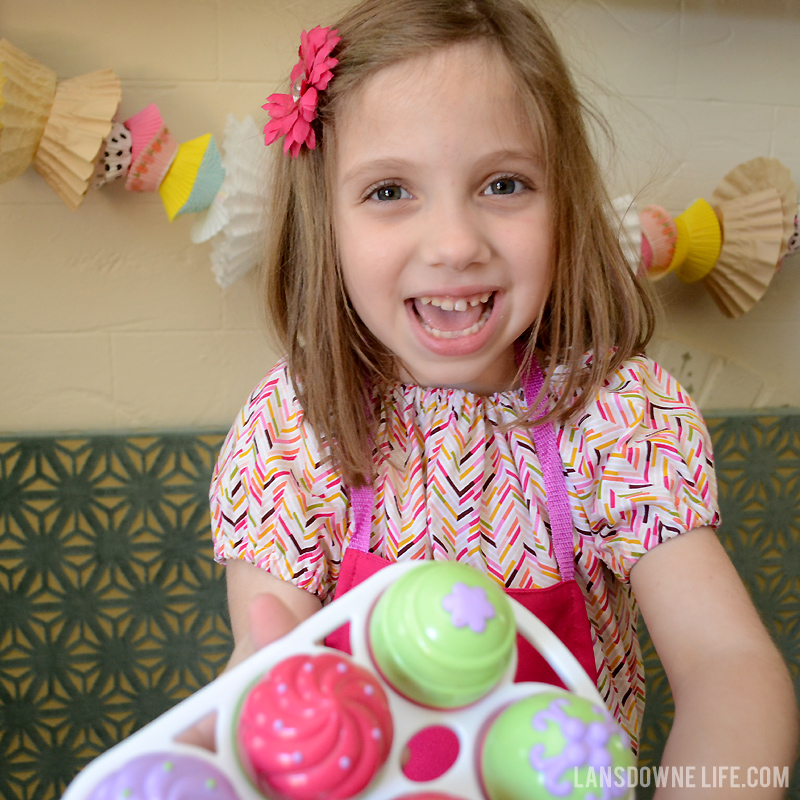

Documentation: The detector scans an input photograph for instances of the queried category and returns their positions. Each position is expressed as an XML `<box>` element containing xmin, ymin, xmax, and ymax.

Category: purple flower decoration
<box><xmin>441</xmin><ymin>582</ymin><xmax>496</xmax><ymax>633</ymax></box>
<box><xmin>528</xmin><ymin>698</ymin><xmax>630</xmax><ymax>800</ymax></box>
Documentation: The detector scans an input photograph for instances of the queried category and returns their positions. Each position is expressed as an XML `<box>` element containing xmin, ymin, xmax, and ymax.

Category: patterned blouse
<box><xmin>210</xmin><ymin>355</ymin><xmax>720</xmax><ymax>750</ymax></box>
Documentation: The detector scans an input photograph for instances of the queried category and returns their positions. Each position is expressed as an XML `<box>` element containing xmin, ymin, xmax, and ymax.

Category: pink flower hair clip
<box><xmin>263</xmin><ymin>26</ymin><xmax>341</xmax><ymax>158</ymax></box>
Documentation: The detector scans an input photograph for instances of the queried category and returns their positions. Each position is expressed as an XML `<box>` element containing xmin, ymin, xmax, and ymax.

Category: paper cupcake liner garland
<box><xmin>634</xmin><ymin>158</ymin><xmax>798</xmax><ymax>318</ymax></box>
<box><xmin>0</xmin><ymin>38</ymin><xmax>798</xmax><ymax>306</ymax></box>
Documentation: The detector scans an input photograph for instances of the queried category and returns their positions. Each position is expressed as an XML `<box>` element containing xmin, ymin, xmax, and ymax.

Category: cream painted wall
<box><xmin>1</xmin><ymin>0</ymin><xmax>799</xmax><ymax>434</ymax></box>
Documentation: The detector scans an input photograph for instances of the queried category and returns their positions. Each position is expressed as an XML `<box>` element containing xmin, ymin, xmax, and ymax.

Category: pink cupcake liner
<box><xmin>123</xmin><ymin>102</ymin><xmax>164</xmax><ymax>165</ymax></box>
<box><xmin>125</xmin><ymin>126</ymin><xmax>178</xmax><ymax>192</ymax></box>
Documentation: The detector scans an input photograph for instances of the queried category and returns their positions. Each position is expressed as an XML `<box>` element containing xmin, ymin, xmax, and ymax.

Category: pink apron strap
<box><xmin>521</xmin><ymin>360</ymin><xmax>575</xmax><ymax>581</ymax></box>
<box><xmin>348</xmin><ymin>480</ymin><xmax>374</xmax><ymax>553</ymax></box>
<box><xmin>347</xmin><ymin>357</ymin><xmax>575</xmax><ymax>580</ymax></box>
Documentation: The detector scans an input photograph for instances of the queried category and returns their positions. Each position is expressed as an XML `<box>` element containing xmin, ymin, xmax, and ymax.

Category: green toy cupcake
<box><xmin>368</xmin><ymin>561</ymin><xmax>515</xmax><ymax>708</ymax></box>
<box><xmin>480</xmin><ymin>689</ymin><xmax>634</xmax><ymax>799</ymax></box>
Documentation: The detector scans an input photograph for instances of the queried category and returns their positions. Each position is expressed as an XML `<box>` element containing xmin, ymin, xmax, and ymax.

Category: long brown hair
<box><xmin>262</xmin><ymin>0</ymin><xmax>655</xmax><ymax>487</ymax></box>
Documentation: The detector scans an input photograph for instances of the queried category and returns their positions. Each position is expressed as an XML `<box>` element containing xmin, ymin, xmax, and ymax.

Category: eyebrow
<box><xmin>340</xmin><ymin>158</ymin><xmax>414</xmax><ymax>186</ymax></box>
<box><xmin>341</xmin><ymin>150</ymin><xmax>542</xmax><ymax>186</ymax></box>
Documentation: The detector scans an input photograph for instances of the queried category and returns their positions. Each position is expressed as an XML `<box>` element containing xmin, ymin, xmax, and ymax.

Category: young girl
<box><xmin>210</xmin><ymin>0</ymin><xmax>797</xmax><ymax>790</ymax></box>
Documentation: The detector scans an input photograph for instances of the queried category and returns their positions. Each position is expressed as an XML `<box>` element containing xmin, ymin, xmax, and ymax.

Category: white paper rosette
<box><xmin>191</xmin><ymin>114</ymin><xmax>268</xmax><ymax>288</ymax></box>
<box><xmin>611</xmin><ymin>194</ymin><xmax>642</xmax><ymax>274</ymax></box>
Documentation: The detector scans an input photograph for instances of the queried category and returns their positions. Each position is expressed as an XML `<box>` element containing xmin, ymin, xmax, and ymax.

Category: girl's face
<box><xmin>333</xmin><ymin>43</ymin><xmax>552</xmax><ymax>395</ymax></box>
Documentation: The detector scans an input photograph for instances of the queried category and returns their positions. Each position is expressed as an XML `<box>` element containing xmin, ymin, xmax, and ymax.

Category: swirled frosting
<box><xmin>86</xmin><ymin>752</ymin><xmax>240</xmax><ymax>800</ymax></box>
<box><xmin>237</xmin><ymin>653</ymin><xmax>393</xmax><ymax>800</ymax></box>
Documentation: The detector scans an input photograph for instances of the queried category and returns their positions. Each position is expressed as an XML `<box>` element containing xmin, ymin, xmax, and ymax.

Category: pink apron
<box><xmin>324</xmin><ymin>359</ymin><xmax>597</xmax><ymax>780</ymax></box>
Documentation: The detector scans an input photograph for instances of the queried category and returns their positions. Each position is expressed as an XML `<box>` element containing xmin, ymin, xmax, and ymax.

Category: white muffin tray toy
<box><xmin>62</xmin><ymin>561</ymin><xmax>635</xmax><ymax>800</ymax></box>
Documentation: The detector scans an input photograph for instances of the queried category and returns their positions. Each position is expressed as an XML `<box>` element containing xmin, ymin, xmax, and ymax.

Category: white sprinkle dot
<box><xmin>337</xmin><ymin>663</ymin><xmax>347</xmax><ymax>673</ymax></box>
<box><xmin>339</xmin><ymin>756</ymin><xmax>351</xmax><ymax>769</ymax></box>
<box><xmin>277</xmin><ymin>683</ymin><xmax>287</xmax><ymax>694</ymax></box>
<box><xmin>303</xmin><ymin>662</ymin><xmax>313</xmax><ymax>672</ymax></box>
<box><xmin>273</xmin><ymin>719</ymin><xmax>284</xmax><ymax>731</ymax></box>
<box><xmin>371</xmin><ymin>728</ymin><xmax>382</xmax><ymax>739</ymax></box>
<box><xmin>364</xmin><ymin>685</ymin><xmax>374</xmax><ymax>695</ymax></box>
<box><xmin>292</xmin><ymin>751</ymin><xmax>303</xmax><ymax>763</ymax></box>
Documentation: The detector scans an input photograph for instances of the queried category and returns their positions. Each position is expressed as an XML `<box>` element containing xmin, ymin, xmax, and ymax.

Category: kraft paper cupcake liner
<box><xmin>704</xmin><ymin>189</ymin><xmax>784</xmax><ymax>318</ymax></box>
<box><xmin>711</xmin><ymin>157</ymin><xmax>797</xmax><ymax>260</ymax></box>
<box><xmin>32</xmin><ymin>68</ymin><xmax>122</xmax><ymax>209</ymax></box>
<box><xmin>0</xmin><ymin>38</ymin><xmax>57</xmax><ymax>183</ymax></box>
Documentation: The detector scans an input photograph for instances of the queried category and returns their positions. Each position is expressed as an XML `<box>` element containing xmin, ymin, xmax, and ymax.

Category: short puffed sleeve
<box><xmin>564</xmin><ymin>356</ymin><xmax>719</xmax><ymax>582</ymax></box>
<box><xmin>209</xmin><ymin>359</ymin><xmax>351</xmax><ymax>601</ymax></box>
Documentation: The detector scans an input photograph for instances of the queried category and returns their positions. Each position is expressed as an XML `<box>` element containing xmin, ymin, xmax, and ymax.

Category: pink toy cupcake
<box><xmin>237</xmin><ymin>652</ymin><xmax>393</xmax><ymax>800</ymax></box>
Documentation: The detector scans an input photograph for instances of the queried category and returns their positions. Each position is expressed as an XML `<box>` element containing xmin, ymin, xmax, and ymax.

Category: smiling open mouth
<box><xmin>412</xmin><ymin>292</ymin><xmax>495</xmax><ymax>339</ymax></box>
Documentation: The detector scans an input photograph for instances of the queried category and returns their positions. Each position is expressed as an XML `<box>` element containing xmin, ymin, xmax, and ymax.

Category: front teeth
<box><xmin>420</xmin><ymin>304</ymin><xmax>492</xmax><ymax>339</ymax></box>
<box><xmin>415</xmin><ymin>292</ymin><xmax>494</xmax><ymax>338</ymax></box>
<box><xmin>419</xmin><ymin>292</ymin><xmax>492</xmax><ymax>309</ymax></box>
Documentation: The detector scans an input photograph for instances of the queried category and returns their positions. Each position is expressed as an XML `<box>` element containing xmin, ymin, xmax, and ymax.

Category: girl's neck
<box><xmin>395</xmin><ymin>349</ymin><xmax>520</xmax><ymax>396</ymax></box>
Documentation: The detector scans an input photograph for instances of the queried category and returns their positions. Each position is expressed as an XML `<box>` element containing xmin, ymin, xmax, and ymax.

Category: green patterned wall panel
<box><xmin>637</xmin><ymin>415</ymin><xmax>800</xmax><ymax>799</ymax></box>
<box><xmin>1</xmin><ymin>417</ymin><xmax>799</xmax><ymax>799</ymax></box>
<box><xmin>0</xmin><ymin>435</ymin><xmax>231</xmax><ymax>800</ymax></box>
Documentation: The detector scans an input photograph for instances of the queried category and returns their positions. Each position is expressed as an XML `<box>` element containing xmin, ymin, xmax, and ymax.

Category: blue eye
<box><xmin>369</xmin><ymin>184</ymin><xmax>410</xmax><ymax>201</ymax></box>
<box><xmin>484</xmin><ymin>177</ymin><xmax>524</xmax><ymax>196</ymax></box>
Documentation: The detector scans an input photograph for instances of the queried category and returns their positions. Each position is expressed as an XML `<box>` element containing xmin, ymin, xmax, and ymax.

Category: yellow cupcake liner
<box><xmin>672</xmin><ymin>198</ymin><xmax>722</xmax><ymax>283</ymax></box>
<box><xmin>666</xmin><ymin>216</ymin><xmax>689</xmax><ymax>275</ymax></box>
<box><xmin>159</xmin><ymin>133</ymin><xmax>224</xmax><ymax>221</ymax></box>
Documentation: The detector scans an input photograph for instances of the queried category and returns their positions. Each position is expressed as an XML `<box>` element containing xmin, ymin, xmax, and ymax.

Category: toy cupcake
<box><xmin>369</xmin><ymin>561</ymin><xmax>515</xmax><ymax>708</ymax></box>
<box><xmin>85</xmin><ymin>752</ymin><xmax>240</xmax><ymax>800</ymax></box>
<box><xmin>480</xmin><ymin>689</ymin><xmax>634</xmax><ymax>800</ymax></box>
<box><xmin>237</xmin><ymin>652</ymin><xmax>393</xmax><ymax>800</ymax></box>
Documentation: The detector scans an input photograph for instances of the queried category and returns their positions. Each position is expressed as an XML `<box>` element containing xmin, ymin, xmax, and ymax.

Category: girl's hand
<box><xmin>176</xmin><ymin>560</ymin><xmax>321</xmax><ymax>751</ymax></box>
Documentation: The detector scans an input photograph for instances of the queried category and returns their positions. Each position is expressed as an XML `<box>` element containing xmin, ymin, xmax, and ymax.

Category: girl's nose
<box><xmin>419</xmin><ymin>199</ymin><xmax>490</xmax><ymax>271</ymax></box>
